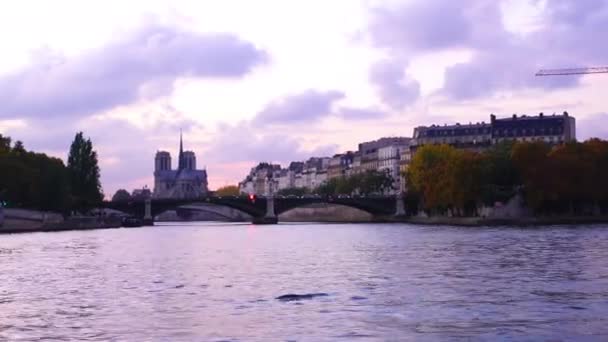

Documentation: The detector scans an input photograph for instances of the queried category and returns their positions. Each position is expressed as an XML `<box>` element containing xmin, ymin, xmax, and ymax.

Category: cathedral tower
<box><xmin>155</xmin><ymin>151</ymin><xmax>171</xmax><ymax>171</ymax></box>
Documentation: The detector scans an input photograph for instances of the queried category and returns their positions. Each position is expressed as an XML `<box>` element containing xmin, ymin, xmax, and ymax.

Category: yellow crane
<box><xmin>536</xmin><ymin>67</ymin><xmax>608</xmax><ymax>76</ymax></box>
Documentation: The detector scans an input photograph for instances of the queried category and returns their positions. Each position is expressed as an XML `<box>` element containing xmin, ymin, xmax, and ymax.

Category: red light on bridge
<box><xmin>249</xmin><ymin>194</ymin><xmax>256</xmax><ymax>203</ymax></box>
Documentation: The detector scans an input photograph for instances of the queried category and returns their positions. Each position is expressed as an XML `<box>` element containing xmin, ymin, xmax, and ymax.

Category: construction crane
<box><xmin>536</xmin><ymin>67</ymin><xmax>608</xmax><ymax>76</ymax></box>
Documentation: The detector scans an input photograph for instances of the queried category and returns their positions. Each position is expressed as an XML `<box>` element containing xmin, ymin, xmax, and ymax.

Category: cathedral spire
<box><xmin>178</xmin><ymin>129</ymin><xmax>185</xmax><ymax>170</ymax></box>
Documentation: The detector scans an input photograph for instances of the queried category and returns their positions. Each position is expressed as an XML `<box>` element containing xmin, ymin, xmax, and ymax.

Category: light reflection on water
<box><xmin>1</xmin><ymin>222</ymin><xmax>608</xmax><ymax>341</ymax></box>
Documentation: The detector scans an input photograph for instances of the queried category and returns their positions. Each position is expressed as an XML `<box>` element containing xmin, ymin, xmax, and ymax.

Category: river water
<box><xmin>1</xmin><ymin>223</ymin><xmax>608</xmax><ymax>341</ymax></box>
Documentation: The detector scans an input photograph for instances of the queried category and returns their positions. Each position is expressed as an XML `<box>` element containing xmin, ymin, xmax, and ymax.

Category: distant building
<box><xmin>238</xmin><ymin>162</ymin><xmax>281</xmax><ymax>196</ymax></box>
<box><xmin>358</xmin><ymin>137</ymin><xmax>412</xmax><ymax>174</ymax></box>
<box><xmin>153</xmin><ymin>133</ymin><xmax>208</xmax><ymax>199</ymax></box>
<box><xmin>132</xmin><ymin>186</ymin><xmax>152</xmax><ymax>200</ymax></box>
<box><xmin>491</xmin><ymin>112</ymin><xmax>576</xmax><ymax>144</ymax></box>
<box><xmin>328</xmin><ymin>152</ymin><xmax>355</xmax><ymax>179</ymax></box>
<box><xmin>378</xmin><ymin>141</ymin><xmax>411</xmax><ymax>193</ymax></box>
<box><xmin>399</xmin><ymin>148</ymin><xmax>413</xmax><ymax>193</ymax></box>
<box><xmin>410</xmin><ymin>112</ymin><xmax>576</xmax><ymax>153</ymax></box>
<box><xmin>411</xmin><ymin>122</ymin><xmax>492</xmax><ymax>153</ymax></box>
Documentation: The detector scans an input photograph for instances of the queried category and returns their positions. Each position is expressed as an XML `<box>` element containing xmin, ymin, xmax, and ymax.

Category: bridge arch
<box><xmin>102</xmin><ymin>195</ymin><xmax>403</xmax><ymax>224</ymax></box>
<box><xmin>273</xmin><ymin>197</ymin><xmax>397</xmax><ymax>217</ymax></box>
<box><xmin>159</xmin><ymin>203</ymin><xmax>252</xmax><ymax>221</ymax></box>
<box><xmin>278</xmin><ymin>203</ymin><xmax>373</xmax><ymax>222</ymax></box>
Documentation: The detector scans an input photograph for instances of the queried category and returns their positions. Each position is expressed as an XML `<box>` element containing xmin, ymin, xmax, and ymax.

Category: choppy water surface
<box><xmin>1</xmin><ymin>223</ymin><xmax>608</xmax><ymax>341</ymax></box>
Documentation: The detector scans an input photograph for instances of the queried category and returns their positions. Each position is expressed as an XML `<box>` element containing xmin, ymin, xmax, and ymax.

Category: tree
<box><xmin>277</xmin><ymin>187</ymin><xmax>308</xmax><ymax>196</ymax></box>
<box><xmin>67</xmin><ymin>132</ymin><xmax>104</xmax><ymax>209</ymax></box>
<box><xmin>512</xmin><ymin>142</ymin><xmax>552</xmax><ymax>211</ymax></box>
<box><xmin>447</xmin><ymin>149</ymin><xmax>484</xmax><ymax>215</ymax></box>
<box><xmin>112</xmin><ymin>189</ymin><xmax>132</xmax><ymax>202</ymax></box>
<box><xmin>0</xmin><ymin>136</ymin><xmax>70</xmax><ymax>212</ymax></box>
<box><xmin>358</xmin><ymin>170</ymin><xmax>394</xmax><ymax>195</ymax></box>
<box><xmin>0</xmin><ymin>134</ymin><xmax>11</xmax><ymax>154</ymax></box>
<box><xmin>408</xmin><ymin>144</ymin><xmax>456</xmax><ymax>212</ymax></box>
<box><xmin>480</xmin><ymin>141</ymin><xmax>520</xmax><ymax>205</ymax></box>
<box><xmin>583</xmin><ymin>139</ymin><xmax>608</xmax><ymax>212</ymax></box>
<box><xmin>215</xmin><ymin>185</ymin><xmax>240</xmax><ymax>196</ymax></box>
<box><xmin>12</xmin><ymin>141</ymin><xmax>25</xmax><ymax>154</ymax></box>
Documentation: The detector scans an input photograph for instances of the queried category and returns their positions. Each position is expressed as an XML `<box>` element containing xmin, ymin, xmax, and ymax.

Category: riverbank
<box><xmin>0</xmin><ymin>209</ymin><xmax>122</xmax><ymax>234</ymax></box>
<box><xmin>377</xmin><ymin>215</ymin><xmax>608</xmax><ymax>227</ymax></box>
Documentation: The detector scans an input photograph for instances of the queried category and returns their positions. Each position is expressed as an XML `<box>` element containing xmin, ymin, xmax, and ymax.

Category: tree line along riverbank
<box><xmin>0</xmin><ymin>132</ymin><xmax>103</xmax><ymax>214</ymax></box>
<box><xmin>405</xmin><ymin>139</ymin><xmax>608</xmax><ymax>218</ymax></box>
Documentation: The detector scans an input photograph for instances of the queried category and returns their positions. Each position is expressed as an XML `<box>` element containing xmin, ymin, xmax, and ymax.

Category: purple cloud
<box><xmin>253</xmin><ymin>90</ymin><xmax>345</xmax><ymax>125</ymax></box>
<box><xmin>577</xmin><ymin>113</ymin><xmax>608</xmax><ymax>140</ymax></box>
<box><xmin>369</xmin><ymin>60</ymin><xmax>420</xmax><ymax>110</ymax></box>
<box><xmin>0</xmin><ymin>24</ymin><xmax>268</xmax><ymax>119</ymax></box>
<box><xmin>336</xmin><ymin>106</ymin><xmax>387</xmax><ymax>120</ymax></box>
<box><xmin>369</xmin><ymin>0</ymin><xmax>505</xmax><ymax>53</ymax></box>
<box><xmin>368</xmin><ymin>0</ymin><xmax>607</xmax><ymax>100</ymax></box>
<box><xmin>442</xmin><ymin>49</ymin><xmax>580</xmax><ymax>99</ymax></box>
<box><xmin>206</xmin><ymin>122</ymin><xmax>338</xmax><ymax>163</ymax></box>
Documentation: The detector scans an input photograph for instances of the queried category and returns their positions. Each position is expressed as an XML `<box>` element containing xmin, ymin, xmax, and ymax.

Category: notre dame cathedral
<box><xmin>153</xmin><ymin>134</ymin><xmax>208</xmax><ymax>199</ymax></box>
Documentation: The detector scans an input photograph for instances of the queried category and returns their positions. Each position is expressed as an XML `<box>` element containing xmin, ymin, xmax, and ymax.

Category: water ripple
<box><xmin>0</xmin><ymin>223</ymin><xmax>607</xmax><ymax>340</ymax></box>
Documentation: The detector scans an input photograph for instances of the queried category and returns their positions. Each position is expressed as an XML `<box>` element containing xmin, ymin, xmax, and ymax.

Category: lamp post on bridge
<box><xmin>252</xmin><ymin>174</ymin><xmax>278</xmax><ymax>224</ymax></box>
<box><xmin>0</xmin><ymin>202</ymin><xmax>4</xmax><ymax>228</ymax></box>
<box><xmin>394</xmin><ymin>190</ymin><xmax>406</xmax><ymax>217</ymax></box>
<box><xmin>143</xmin><ymin>198</ymin><xmax>154</xmax><ymax>226</ymax></box>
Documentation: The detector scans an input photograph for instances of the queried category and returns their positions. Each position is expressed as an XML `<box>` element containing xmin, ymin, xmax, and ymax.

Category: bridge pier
<box><xmin>394</xmin><ymin>193</ymin><xmax>406</xmax><ymax>217</ymax></box>
<box><xmin>143</xmin><ymin>199</ymin><xmax>154</xmax><ymax>226</ymax></box>
<box><xmin>252</xmin><ymin>196</ymin><xmax>278</xmax><ymax>224</ymax></box>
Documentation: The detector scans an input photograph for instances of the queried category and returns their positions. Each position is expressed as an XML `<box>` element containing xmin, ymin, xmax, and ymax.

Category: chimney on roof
<box><xmin>563</xmin><ymin>111</ymin><xmax>569</xmax><ymax>117</ymax></box>
<box><xmin>490</xmin><ymin>114</ymin><xmax>496</xmax><ymax>123</ymax></box>
<box><xmin>512</xmin><ymin>114</ymin><xmax>517</xmax><ymax>120</ymax></box>
<box><xmin>539</xmin><ymin>112</ymin><xmax>544</xmax><ymax>118</ymax></box>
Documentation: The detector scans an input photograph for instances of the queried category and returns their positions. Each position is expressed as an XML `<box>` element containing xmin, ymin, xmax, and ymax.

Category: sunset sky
<box><xmin>0</xmin><ymin>0</ymin><xmax>607</xmax><ymax>197</ymax></box>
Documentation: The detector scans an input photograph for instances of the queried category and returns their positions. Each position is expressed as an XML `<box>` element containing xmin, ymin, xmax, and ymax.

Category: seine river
<box><xmin>1</xmin><ymin>223</ymin><xmax>608</xmax><ymax>341</ymax></box>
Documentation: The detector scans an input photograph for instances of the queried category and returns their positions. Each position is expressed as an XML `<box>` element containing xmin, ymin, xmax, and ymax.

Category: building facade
<box><xmin>410</xmin><ymin>112</ymin><xmax>576</xmax><ymax>153</ymax></box>
<box><xmin>491</xmin><ymin>112</ymin><xmax>576</xmax><ymax>144</ymax></box>
<box><xmin>411</xmin><ymin>122</ymin><xmax>492</xmax><ymax>153</ymax></box>
<box><xmin>358</xmin><ymin>137</ymin><xmax>412</xmax><ymax>174</ymax></box>
<box><xmin>153</xmin><ymin>134</ymin><xmax>208</xmax><ymax>199</ymax></box>
<box><xmin>378</xmin><ymin>142</ymin><xmax>410</xmax><ymax>194</ymax></box>
<box><xmin>328</xmin><ymin>152</ymin><xmax>355</xmax><ymax>179</ymax></box>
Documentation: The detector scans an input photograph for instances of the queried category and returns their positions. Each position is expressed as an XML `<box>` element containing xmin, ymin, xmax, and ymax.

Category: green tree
<box><xmin>480</xmin><ymin>141</ymin><xmax>520</xmax><ymax>205</ymax></box>
<box><xmin>12</xmin><ymin>140</ymin><xmax>25</xmax><ymax>154</ymax></box>
<box><xmin>315</xmin><ymin>178</ymin><xmax>338</xmax><ymax>195</ymax></box>
<box><xmin>0</xmin><ymin>137</ymin><xmax>70</xmax><ymax>211</ymax></box>
<box><xmin>0</xmin><ymin>134</ymin><xmax>11</xmax><ymax>154</ymax></box>
<box><xmin>67</xmin><ymin>132</ymin><xmax>104</xmax><ymax>209</ymax></box>
<box><xmin>512</xmin><ymin>141</ymin><xmax>552</xmax><ymax>211</ymax></box>
<box><xmin>358</xmin><ymin>170</ymin><xmax>394</xmax><ymax>195</ymax></box>
<box><xmin>277</xmin><ymin>187</ymin><xmax>308</xmax><ymax>196</ymax></box>
<box><xmin>215</xmin><ymin>185</ymin><xmax>240</xmax><ymax>196</ymax></box>
<box><xmin>112</xmin><ymin>189</ymin><xmax>132</xmax><ymax>202</ymax></box>
<box><xmin>408</xmin><ymin>144</ymin><xmax>456</xmax><ymax>212</ymax></box>
<box><xmin>447</xmin><ymin>149</ymin><xmax>484</xmax><ymax>215</ymax></box>
<box><xmin>584</xmin><ymin>139</ymin><xmax>608</xmax><ymax>212</ymax></box>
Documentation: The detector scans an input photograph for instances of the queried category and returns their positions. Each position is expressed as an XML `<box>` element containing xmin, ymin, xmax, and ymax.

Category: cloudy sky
<box><xmin>0</xmin><ymin>0</ymin><xmax>606</xmax><ymax>197</ymax></box>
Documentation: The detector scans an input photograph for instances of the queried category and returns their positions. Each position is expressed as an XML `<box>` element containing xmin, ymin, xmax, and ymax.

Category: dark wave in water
<box><xmin>276</xmin><ymin>293</ymin><xmax>329</xmax><ymax>301</ymax></box>
<box><xmin>1</xmin><ymin>223</ymin><xmax>608</xmax><ymax>340</ymax></box>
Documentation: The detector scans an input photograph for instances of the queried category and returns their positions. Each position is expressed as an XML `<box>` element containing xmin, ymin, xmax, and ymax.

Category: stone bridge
<box><xmin>102</xmin><ymin>195</ymin><xmax>407</xmax><ymax>225</ymax></box>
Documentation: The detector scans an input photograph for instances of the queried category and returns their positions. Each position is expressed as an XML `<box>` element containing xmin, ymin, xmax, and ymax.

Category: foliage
<box><xmin>215</xmin><ymin>185</ymin><xmax>240</xmax><ymax>196</ymax></box>
<box><xmin>408</xmin><ymin>140</ymin><xmax>608</xmax><ymax>215</ymax></box>
<box><xmin>314</xmin><ymin>170</ymin><xmax>394</xmax><ymax>196</ymax></box>
<box><xmin>0</xmin><ymin>137</ymin><xmax>70</xmax><ymax>211</ymax></box>
<box><xmin>407</xmin><ymin>144</ymin><xmax>483</xmax><ymax>214</ymax></box>
<box><xmin>479</xmin><ymin>141</ymin><xmax>520</xmax><ymax>205</ymax></box>
<box><xmin>277</xmin><ymin>187</ymin><xmax>309</xmax><ymax>196</ymax></box>
<box><xmin>67</xmin><ymin>132</ymin><xmax>104</xmax><ymax>209</ymax></box>
<box><xmin>112</xmin><ymin>189</ymin><xmax>132</xmax><ymax>202</ymax></box>
<box><xmin>513</xmin><ymin>140</ymin><xmax>608</xmax><ymax>214</ymax></box>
